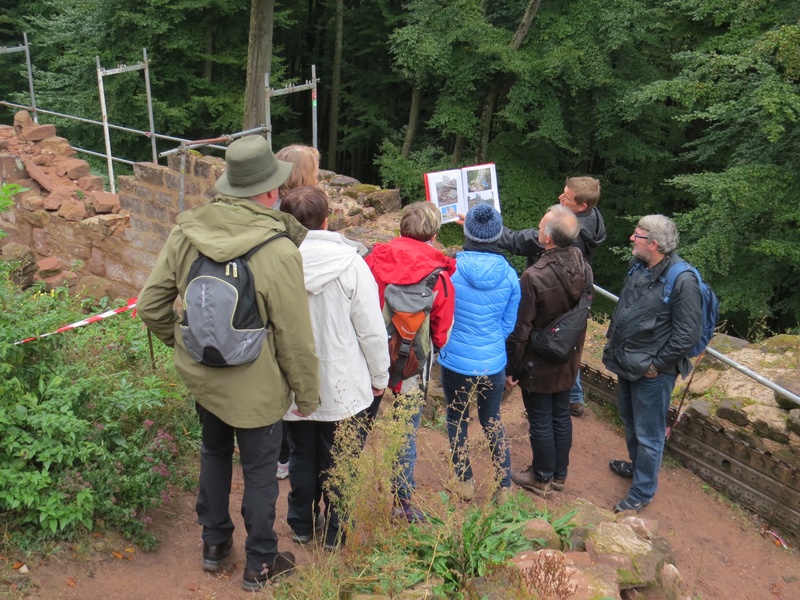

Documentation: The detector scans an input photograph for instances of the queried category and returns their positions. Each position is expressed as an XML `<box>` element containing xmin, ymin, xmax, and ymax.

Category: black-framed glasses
<box><xmin>633</xmin><ymin>234</ymin><xmax>649</xmax><ymax>241</ymax></box>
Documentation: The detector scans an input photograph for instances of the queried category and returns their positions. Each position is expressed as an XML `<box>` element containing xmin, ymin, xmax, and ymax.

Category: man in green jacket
<box><xmin>138</xmin><ymin>135</ymin><xmax>320</xmax><ymax>591</ymax></box>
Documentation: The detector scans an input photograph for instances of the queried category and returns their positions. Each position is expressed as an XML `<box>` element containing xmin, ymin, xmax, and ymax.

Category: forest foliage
<box><xmin>1</xmin><ymin>0</ymin><xmax>799</xmax><ymax>337</ymax></box>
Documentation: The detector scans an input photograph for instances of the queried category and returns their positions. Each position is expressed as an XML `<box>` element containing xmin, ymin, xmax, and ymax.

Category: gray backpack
<box><xmin>180</xmin><ymin>233</ymin><xmax>286</xmax><ymax>367</ymax></box>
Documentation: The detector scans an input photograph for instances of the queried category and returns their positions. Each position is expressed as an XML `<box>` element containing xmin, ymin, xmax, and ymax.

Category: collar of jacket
<box><xmin>462</xmin><ymin>237</ymin><xmax>505</xmax><ymax>254</ymax></box>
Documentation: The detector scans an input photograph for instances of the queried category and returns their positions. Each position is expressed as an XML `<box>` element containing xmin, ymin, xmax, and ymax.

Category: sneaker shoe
<box><xmin>492</xmin><ymin>487</ymin><xmax>511</xmax><ymax>505</ymax></box>
<box><xmin>613</xmin><ymin>496</ymin><xmax>650</xmax><ymax>513</ymax></box>
<box><xmin>609</xmin><ymin>459</ymin><xmax>634</xmax><ymax>479</ymax></box>
<box><xmin>447</xmin><ymin>477</ymin><xmax>475</xmax><ymax>501</ymax></box>
<box><xmin>511</xmin><ymin>466</ymin><xmax>551</xmax><ymax>498</ymax></box>
<box><xmin>551</xmin><ymin>478</ymin><xmax>566</xmax><ymax>492</ymax></box>
<box><xmin>201</xmin><ymin>538</ymin><xmax>232</xmax><ymax>572</ymax></box>
<box><xmin>323</xmin><ymin>527</ymin><xmax>344</xmax><ymax>552</ymax></box>
<box><xmin>570</xmin><ymin>402</ymin><xmax>585</xmax><ymax>417</ymax></box>
<box><xmin>241</xmin><ymin>552</ymin><xmax>296</xmax><ymax>591</ymax></box>
<box><xmin>290</xmin><ymin>517</ymin><xmax>325</xmax><ymax>544</ymax></box>
<box><xmin>276</xmin><ymin>461</ymin><xmax>289</xmax><ymax>480</ymax></box>
<box><xmin>391</xmin><ymin>497</ymin><xmax>428</xmax><ymax>524</ymax></box>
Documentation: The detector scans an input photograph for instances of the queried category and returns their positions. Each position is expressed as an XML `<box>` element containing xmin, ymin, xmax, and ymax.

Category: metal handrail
<box><xmin>592</xmin><ymin>283</ymin><xmax>800</xmax><ymax>407</ymax></box>
<box><xmin>0</xmin><ymin>100</ymin><xmax>231</xmax><ymax>154</ymax></box>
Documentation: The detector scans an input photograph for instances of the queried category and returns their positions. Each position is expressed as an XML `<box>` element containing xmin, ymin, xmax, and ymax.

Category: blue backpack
<box><xmin>660</xmin><ymin>262</ymin><xmax>720</xmax><ymax>358</ymax></box>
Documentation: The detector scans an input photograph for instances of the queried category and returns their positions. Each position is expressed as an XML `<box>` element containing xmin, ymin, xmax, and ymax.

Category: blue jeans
<box><xmin>394</xmin><ymin>378</ymin><xmax>424</xmax><ymax>500</ymax></box>
<box><xmin>441</xmin><ymin>367</ymin><xmax>511</xmax><ymax>488</ymax></box>
<box><xmin>521</xmin><ymin>388</ymin><xmax>572</xmax><ymax>481</ymax></box>
<box><xmin>616</xmin><ymin>373</ymin><xmax>678</xmax><ymax>503</ymax></box>
<box><xmin>569</xmin><ymin>371</ymin><xmax>584</xmax><ymax>405</ymax></box>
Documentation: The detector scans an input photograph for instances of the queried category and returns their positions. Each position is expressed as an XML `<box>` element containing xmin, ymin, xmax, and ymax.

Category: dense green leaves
<box><xmin>2</xmin><ymin>1</ymin><xmax>800</xmax><ymax>334</ymax></box>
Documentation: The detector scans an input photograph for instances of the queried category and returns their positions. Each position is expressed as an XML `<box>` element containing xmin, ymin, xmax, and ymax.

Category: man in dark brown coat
<box><xmin>505</xmin><ymin>205</ymin><xmax>592</xmax><ymax>498</ymax></box>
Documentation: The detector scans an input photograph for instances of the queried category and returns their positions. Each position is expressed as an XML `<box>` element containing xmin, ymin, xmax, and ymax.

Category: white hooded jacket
<box><xmin>284</xmin><ymin>230</ymin><xmax>389</xmax><ymax>422</ymax></box>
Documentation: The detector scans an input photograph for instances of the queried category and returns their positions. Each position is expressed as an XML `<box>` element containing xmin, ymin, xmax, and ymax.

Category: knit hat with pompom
<box><xmin>463</xmin><ymin>203</ymin><xmax>503</xmax><ymax>243</ymax></box>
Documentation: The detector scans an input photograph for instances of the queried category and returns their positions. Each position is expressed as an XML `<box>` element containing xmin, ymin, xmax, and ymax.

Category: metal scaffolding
<box><xmin>0</xmin><ymin>33</ymin><xmax>37</xmax><ymax>123</ymax></box>
<box><xmin>265</xmin><ymin>65</ymin><xmax>319</xmax><ymax>149</ymax></box>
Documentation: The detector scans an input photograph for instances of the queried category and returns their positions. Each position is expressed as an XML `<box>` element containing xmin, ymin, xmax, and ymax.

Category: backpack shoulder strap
<box><xmin>421</xmin><ymin>267</ymin><xmax>446</xmax><ymax>292</ymax></box>
<box><xmin>243</xmin><ymin>231</ymin><xmax>290</xmax><ymax>260</ymax></box>
<box><xmin>661</xmin><ymin>261</ymin><xmax>699</xmax><ymax>304</ymax></box>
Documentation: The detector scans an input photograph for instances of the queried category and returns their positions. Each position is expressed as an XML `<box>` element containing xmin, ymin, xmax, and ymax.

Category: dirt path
<box><xmin>17</xmin><ymin>391</ymin><xmax>799</xmax><ymax>599</ymax></box>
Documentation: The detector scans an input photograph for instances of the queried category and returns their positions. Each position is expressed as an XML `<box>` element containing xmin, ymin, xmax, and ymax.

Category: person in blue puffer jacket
<box><xmin>438</xmin><ymin>204</ymin><xmax>520</xmax><ymax>504</ymax></box>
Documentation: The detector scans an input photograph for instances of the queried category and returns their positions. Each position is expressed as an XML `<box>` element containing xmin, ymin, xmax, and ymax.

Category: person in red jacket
<box><xmin>365</xmin><ymin>201</ymin><xmax>456</xmax><ymax>522</ymax></box>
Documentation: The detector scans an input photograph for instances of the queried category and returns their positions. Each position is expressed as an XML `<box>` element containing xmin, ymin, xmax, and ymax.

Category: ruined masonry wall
<box><xmin>0</xmin><ymin>112</ymin><xmax>401</xmax><ymax>301</ymax></box>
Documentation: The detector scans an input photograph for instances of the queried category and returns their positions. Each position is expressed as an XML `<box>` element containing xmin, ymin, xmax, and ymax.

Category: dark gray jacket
<box><xmin>602</xmin><ymin>252</ymin><xmax>703</xmax><ymax>381</ymax></box>
<box><xmin>498</xmin><ymin>207</ymin><xmax>606</xmax><ymax>267</ymax></box>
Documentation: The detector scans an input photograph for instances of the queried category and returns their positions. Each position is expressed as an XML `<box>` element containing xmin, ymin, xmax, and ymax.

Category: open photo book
<box><xmin>423</xmin><ymin>163</ymin><xmax>501</xmax><ymax>224</ymax></box>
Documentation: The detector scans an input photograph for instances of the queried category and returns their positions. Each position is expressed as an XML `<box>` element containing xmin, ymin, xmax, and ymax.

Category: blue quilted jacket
<box><xmin>438</xmin><ymin>250</ymin><xmax>520</xmax><ymax>376</ymax></box>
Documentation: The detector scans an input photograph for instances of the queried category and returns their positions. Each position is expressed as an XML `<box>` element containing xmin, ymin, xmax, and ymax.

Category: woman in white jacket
<box><xmin>280</xmin><ymin>186</ymin><xmax>389</xmax><ymax>551</ymax></box>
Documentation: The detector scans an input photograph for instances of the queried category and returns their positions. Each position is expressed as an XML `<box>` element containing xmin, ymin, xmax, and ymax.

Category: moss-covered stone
<box><xmin>343</xmin><ymin>183</ymin><xmax>381</xmax><ymax>198</ymax></box>
<box><xmin>759</xmin><ymin>334</ymin><xmax>800</xmax><ymax>355</ymax></box>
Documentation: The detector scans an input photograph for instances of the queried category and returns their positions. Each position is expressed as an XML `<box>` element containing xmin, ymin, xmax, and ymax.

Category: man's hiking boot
<box><xmin>492</xmin><ymin>487</ymin><xmax>511</xmax><ymax>505</ymax></box>
<box><xmin>551</xmin><ymin>478</ymin><xmax>566</xmax><ymax>492</ymax></box>
<box><xmin>511</xmin><ymin>466</ymin><xmax>551</xmax><ymax>499</ymax></box>
<box><xmin>323</xmin><ymin>526</ymin><xmax>344</xmax><ymax>552</ymax></box>
<box><xmin>609</xmin><ymin>459</ymin><xmax>635</xmax><ymax>479</ymax></box>
<box><xmin>447</xmin><ymin>477</ymin><xmax>475</xmax><ymax>501</ymax></box>
<box><xmin>201</xmin><ymin>538</ymin><xmax>232</xmax><ymax>572</ymax></box>
<box><xmin>392</xmin><ymin>497</ymin><xmax>428</xmax><ymax>524</ymax></box>
<box><xmin>290</xmin><ymin>516</ymin><xmax>325</xmax><ymax>544</ymax></box>
<box><xmin>613</xmin><ymin>496</ymin><xmax>650</xmax><ymax>514</ymax></box>
<box><xmin>241</xmin><ymin>552</ymin><xmax>296</xmax><ymax>591</ymax></box>
<box><xmin>570</xmin><ymin>402</ymin><xmax>585</xmax><ymax>417</ymax></box>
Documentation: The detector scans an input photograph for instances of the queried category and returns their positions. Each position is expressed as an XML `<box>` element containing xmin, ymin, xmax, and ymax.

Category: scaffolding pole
<box><xmin>96</xmin><ymin>49</ymin><xmax>157</xmax><ymax>193</ymax></box>
<box><xmin>0</xmin><ymin>34</ymin><xmax>37</xmax><ymax>123</ymax></box>
<box><xmin>265</xmin><ymin>66</ymin><xmax>319</xmax><ymax>149</ymax></box>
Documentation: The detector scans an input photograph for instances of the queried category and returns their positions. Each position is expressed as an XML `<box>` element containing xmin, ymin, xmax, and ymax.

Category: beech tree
<box><xmin>632</xmin><ymin>0</ymin><xmax>800</xmax><ymax>334</ymax></box>
<box><xmin>242</xmin><ymin>0</ymin><xmax>274</xmax><ymax>132</ymax></box>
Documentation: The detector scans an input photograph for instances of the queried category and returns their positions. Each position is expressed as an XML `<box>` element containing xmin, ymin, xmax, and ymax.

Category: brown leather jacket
<box><xmin>506</xmin><ymin>246</ymin><xmax>590</xmax><ymax>394</ymax></box>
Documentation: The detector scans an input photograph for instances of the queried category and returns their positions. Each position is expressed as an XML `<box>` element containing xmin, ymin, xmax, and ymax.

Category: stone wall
<box><xmin>0</xmin><ymin>111</ymin><xmax>402</xmax><ymax>300</ymax></box>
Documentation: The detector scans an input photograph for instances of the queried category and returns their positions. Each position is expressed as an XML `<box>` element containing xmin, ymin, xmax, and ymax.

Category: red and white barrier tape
<box><xmin>15</xmin><ymin>297</ymin><xmax>138</xmax><ymax>345</ymax></box>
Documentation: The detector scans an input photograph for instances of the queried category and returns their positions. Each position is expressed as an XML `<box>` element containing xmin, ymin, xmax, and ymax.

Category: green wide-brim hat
<box><xmin>215</xmin><ymin>135</ymin><xmax>293</xmax><ymax>198</ymax></box>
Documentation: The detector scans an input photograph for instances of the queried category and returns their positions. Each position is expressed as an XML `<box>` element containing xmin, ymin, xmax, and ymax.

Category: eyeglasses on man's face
<box><xmin>632</xmin><ymin>234</ymin><xmax>649</xmax><ymax>241</ymax></box>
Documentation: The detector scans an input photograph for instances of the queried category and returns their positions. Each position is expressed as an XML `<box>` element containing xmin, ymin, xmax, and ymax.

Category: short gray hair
<box><xmin>637</xmin><ymin>215</ymin><xmax>679</xmax><ymax>254</ymax></box>
<box><xmin>544</xmin><ymin>204</ymin><xmax>580</xmax><ymax>247</ymax></box>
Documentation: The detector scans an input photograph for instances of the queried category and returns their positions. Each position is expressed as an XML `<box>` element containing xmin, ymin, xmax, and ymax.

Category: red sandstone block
<box><xmin>63</xmin><ymin>158</ymin><xmax>91</xmax><ymax>180</ymax></box>
<box><xmin>44</xmin><ymin>188</ymin><xmax>73</xmax><ymax>211</ymax></box>
<box><xmin>37</xmin><ymin>255</ymin><xmax>62</xmax><ymax>276</ymax></box>
<box><xmin>91</xmin><ymin>191</ymin><xmax>121</xmax><ymax>214</ymax></box>
<box><xmin>40</xmin><ymin>136</ymin><xmax>76</xmax><ymax>158</ymax></box>
<box><xmin>57</xmin><ymin>198</ymin><xmax>88</xmax><ymax>222</ymax></box>
<box><xmin>20</xmin><ymin>195</ymin><xmax>45</xmax><ymax>211</ymax></box>
<box><xmin>0</xmin><ymin>155</ymin><xmax>25</xmax><ymax>180</ymax></box>
<box><xmin>22</xmin><ymin>124</ymin><xmax>57</xmax><ymax>142</ymax></box>
<box><xmin>77</xmin><ymin>174</ymin><xmax>106</xmax><ymax>192</ymax></box>
<box><xmin>20</xmin><ymin>157</ymin><xmax>54</xmax><ymax>192</ymax></box>
<box><xmin>133</xmin><ymin>162</ymin><xmax>167</xmax><ymax>187</ymax></box>
<box><xmin>14</xmin><ymin>111</ymin><xmax>33</xmax><ymax>130</ymax></box>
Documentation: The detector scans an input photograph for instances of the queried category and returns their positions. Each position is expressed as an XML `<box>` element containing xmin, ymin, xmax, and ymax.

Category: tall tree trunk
<box><xmin>326</xmin><ymin>0</ymin><xmax>344</xmax><ymax>170</ymax></box>
<box><xmin>243</xmin><ymin>0</ymin><xmax>275</xmax><ymax>132</ymax></box>
<box><xmin>476</xmin><ymin>0</ymin><xmax>542</xmax><ymax>162</ymax></box>
<box><xmin>401</xmin><ymin>86</ymin><xmax>423</xmax><ymax>159</ymax></box>
<box><xmin>452</xmin><ymin>136</ymin><xmax>465</xmax><ymax>165</ymax></box>
<box><xmin>203</xmin><ymin>21</ymin><xmax>213</xmax><ymax>82</ymax></box>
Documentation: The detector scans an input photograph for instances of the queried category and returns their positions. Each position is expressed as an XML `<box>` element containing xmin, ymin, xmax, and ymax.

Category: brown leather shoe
<box><xmin>570</xmin><ymin>402</ymin><xmax>585</xmax><ymax>417</ymax></box>
<box><xmin>511</xmin><ymin>466</ymin><xmax>551</xmax><ymax>498</ymax></box>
